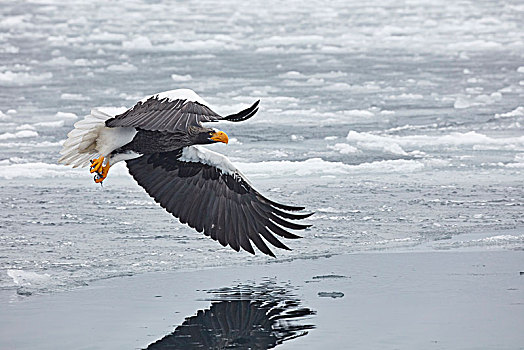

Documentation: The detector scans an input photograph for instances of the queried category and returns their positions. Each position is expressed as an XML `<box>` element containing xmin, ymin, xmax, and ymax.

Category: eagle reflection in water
<box><xmin>145</xmin><ymin>282</ymin><xmax>315</xmax><ymax>349</ymax></box>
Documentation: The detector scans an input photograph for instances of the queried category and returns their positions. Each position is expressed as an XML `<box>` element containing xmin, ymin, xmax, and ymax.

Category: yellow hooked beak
<box><xmin>210</xmin><ymin>130</ymin><xmax>229</xmax><ymax>144</ymax></box>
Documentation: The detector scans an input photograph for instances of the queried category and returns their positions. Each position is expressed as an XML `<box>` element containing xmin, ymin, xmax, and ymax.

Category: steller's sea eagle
<box><xmin>59</xmin><ymin>89</ymin><xmax>312</xmax><ymax>257</ymax></box>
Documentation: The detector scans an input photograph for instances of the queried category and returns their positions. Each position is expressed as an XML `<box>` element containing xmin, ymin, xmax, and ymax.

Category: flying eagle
<box><xmin>59</xmin><ymin>89</ymin><xmax>311</xmax><ymax>257</ymax></box>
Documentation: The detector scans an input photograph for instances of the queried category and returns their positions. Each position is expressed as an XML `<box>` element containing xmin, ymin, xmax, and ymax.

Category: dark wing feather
<box><xmin>126</xmin><ymin>148</ymin><xmax>311</xmax><ymax>256</ymax></box>
<box><xmin>106</xmin><ymin>95</ymin><xmax>260</xmax><ymax>133</ymax></box>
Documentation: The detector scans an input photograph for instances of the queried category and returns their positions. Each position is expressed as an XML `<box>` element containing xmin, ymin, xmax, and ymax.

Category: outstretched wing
<box><xmin>125</xmin><ymin>146</ymin><xmax>311</xmax><ymax>257</ymax></box>
<box><xmin>106</xmin><ymin>93</ymin><xmax>259</xmax><ymax>133</ymax></box>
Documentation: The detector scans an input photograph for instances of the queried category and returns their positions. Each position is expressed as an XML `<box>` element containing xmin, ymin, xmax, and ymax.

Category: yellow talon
<box><xmin>94</xmin><ymin>162</ymin><xmax>111</xmax><ymax>184</ymax></box>
<box><xmin>90</xmin><ymin>156</ymin><xmax>105</xmax><ymax>174</ymax></box>
<box><xmin>90</xmin><ymin>156</ymin><xmax>111</xmax><ymax>184</ymax></box>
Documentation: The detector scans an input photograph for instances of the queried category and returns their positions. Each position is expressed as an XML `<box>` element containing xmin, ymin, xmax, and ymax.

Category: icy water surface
<box><xmin>1</xmin><ymin>0</ymin><xmax>523</xmax><ymax>295</ymax></box>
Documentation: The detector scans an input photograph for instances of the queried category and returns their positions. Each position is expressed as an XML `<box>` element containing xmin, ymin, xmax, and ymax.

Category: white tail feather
<box><xmin>59</xmin><ymin>108</ymin><xmax>123</xmax><ymax>168</ymax></box>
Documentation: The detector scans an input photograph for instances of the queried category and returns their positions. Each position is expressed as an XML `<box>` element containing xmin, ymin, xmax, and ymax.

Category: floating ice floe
<box><xmin>0</xmin><ymin>71</ymin><xmax>52</xmax><ymax>86</ymax></box>
<box><xmin>328</xmin><ymin>143</ymin><xmax>359</xmax><ymax>154</ymax></box>
<box><xmin>228</xmin><ymin>137</ymin><xmax>241</xmax><ymax>145</ymax></box>
<box><xmin>34</xmin><ymin>120</ymin><xmax>65</xmax><ymax>128</ymax></box>
<box><xmin>60</xmin><ymin>93</ymin><xmax>90</xmax><ymax>101</ymax></box>
<box><xmin>235</xmin><ymin>158</ymin><xmax>447</xmax><ymax>178</ymax></box>
<box><xmin>0</xmin><ymin>140</ymin><xmax>63</xmax><ymax>148</ymax></box>
<box><xmin>107</xmin><ymin>62</ymin><xmax>138</xmax><ymax>72</ymax></box>
<box><xmin>0</xmin><ymin>130</ymin><xmax>38</xmax><ymax>140</ymax></box>
<box><xmin>435</xmin><ymin>234</ymin><xmax>524</xmax><ymax>250</ymax></box>
<box><xmin>7</xmin><ymin>270</ymin><xmax>50</xmax><ymax>286</ymax></box>
<box><xmin>0</xmin><ymin>110</ymin><xmax>11</xmax><ymax>121</ymax></box>
<box><xmin>46</xmin><ymin>56</ymin><xmax>73</xmax><ymax>65</ymax></box>
<box><xmin>0</xmin><ymin>44</ymin><xmax>19</xmax><ymax>54</ymax></box>
<box><xmin>495</xmin><ymin>106</ymin><xmax>524</xmax><ymax>118</ymax></box>
<box><xmin>340</xmin><ymin>109</ymin><xmax>374</xmax><ymax>118</ymax></box>
<box><xmin>54</xmin><ymin>112</ymin><xmax>78</xmax><ymax>121</ymax></box>
<box><xmin>73</xmin><ymin>58</ymin><xmax>92</xmax><ymax>66</ymax></box>
<box><xmin>122</xmin><ymin>36</ymin><xmax>153</xmax><ymax>49</ymax></box>
<box><xmin>0</xmin><ymin>161</ymin><xmax>130</xmax><ymax>179</ymax></box>
<box><xmin>345</xmin><ymin>130</ymin><xmax>524</xmax><ymax>150</ymax></box>
<box><xmin>170</xmin><ymin>73</ymin><xmax>192</xmax><ymax>82</ymax></box>
<box><xmin>387</xmin><ymin>93</ymin><xmax>424</xmax><ymax>100</ymax></box>
<box><xmin>88</xmin><ymin>31</ymin><xmax>127</xmax><ymax>42</ymax></box>
<box><xmin>321</xmin><ymin>83</ymin><xmax>352</xmax><ymax>91</ymax></box>
<box><xmin>454</xmin><ymin>92</ymin><xmax>502</xmax><ymax>109</ymax></box>
<box><xmin>15</xmin><ymin>124</ymin><xmax>35</xmax><ymax>131</ymax></box>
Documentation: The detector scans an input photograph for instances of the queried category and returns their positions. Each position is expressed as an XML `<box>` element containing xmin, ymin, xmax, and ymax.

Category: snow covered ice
<box><xmin>0</xmin><ymin>0</ymin><xmax>523</xmax><ymax>297</ymax></box>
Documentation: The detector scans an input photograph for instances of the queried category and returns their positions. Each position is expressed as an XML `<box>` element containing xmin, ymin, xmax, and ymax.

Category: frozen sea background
<box><xmin>0</xmin><ymin>0</ymin><xmax>523</xmax><ymax>296</ymax></box>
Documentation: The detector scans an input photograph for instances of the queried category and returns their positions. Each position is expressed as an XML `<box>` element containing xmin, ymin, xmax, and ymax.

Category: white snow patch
<box><xmin>54</xmin><ymin>112</ymin><xmax>78</xmax><ymax>121</ymax></box>
<box><xmin>47</xmin><ymin>56</ymin><xmax>73</xmax><ymax>65</ymax></box>
<box><xmin>278</xmin><ymin>71</ymin><xmax>304</xmax><ymax>79</ymax></box>
<box><xmin>7</xmin><ymin>270</ymin><xmax>50</xmax><ymax>286</ymax></box>
<box><xmin>168</xmin><ymin>39</ymin><xmax>239</xmax><ymax>51</ymax></box>
<box><xmin>16</xmin><ymin>124</ymin><xmax>36</xmax><ymax>131</ymax></box>
<box><xmin>228</xmin><ymin>137</ymin><xmax>242</xmax><ymax>145</ymax></box>
<box><xmin>313</xmin><ymin>71</ymin><xmax>347</xmax><ymax>79</ymax></box>
<box><xmin>1</xmin><ymin>163</ymin><xmax>72</xmax><ymax>179</ymax></box>
<box><xmin>171</xmin><ymin>73</ymin><xmax>192</xmax><ymax>82</ymax></box>
<box><xmin>322</xmin><ymin>83</ymin><xmax>352</xmax><ymax>91</ymax></box>
<box><xmin>34</xmin><ymin>120</ymin><xmax>65</xmax><ymax>128</ymax></box>
<box><xmin>328</xmin><ymin>143</ymin><xmax>359</xmax><ymax>154</ymax></box>
<box><xmin>0</xmin><ymin>162</ymin><xmax>130</xmax><ymax>179</ymax></box>
<box><xmin>0</xmin><ymin>44</ymin><xmax>19</xmax><ymax>54</ymax></box>
<box><xmin>107</xmin><ymin>63</ymin><xmax>137</xmax><ymax>72</ymax></box>
<box><xmin>346</xmin><ymin>130</ymin><xmax>524</xmax><ymax>151</ymax></box>
<box><xmin>88</xmin><ymin>32</ymin><xmax>127</xmax><ymax>42</ymax></box>
<box><xmin>454</xmin><ymin>92</ymin><xmax>502</xmax><ymax>109</ymax></box>
<box><xmin>387</xmin><ymin>93</ymin><xmax>424</xmax><ymax>100</ymax></box>
<box><xmin>290</xmin><ymin>134</ymin><xmax>304</xmax><ymax>141</ymax></box>
<box><xmin>495</xmin><ymin>106</ymin><xmax>524</xmax><ymax>118</ymax></box>
<box><xmin>305</xmin><ymin>77</ymin><xmax>324</xmax><ymax>86</ymax></box>
<box><xmin>517</xmin><ymin>66</ymin><xmax>524</xmax><ymax>73</ymax></box>
<box><xmin>0</xmin><ymin>71</ymin><xmax>52</xmax><ymax>85</ymax></box>
<box><xmin>0</xmin><ymin>140</ymin><xmax>63</xmax><ymax>148</ymax></box>
<box><xmin>61</xmin><ymin>93</ymin><xmax>89</xmax><ymax>101</ymax></box>
<box><xmin>0</xmin><ymin>110</ymin><xmax>11</xmax><ymax>121</ymax></box>
<box><xmin>505</xmin><ymin>162</ymin><xmax>524</xmax><ymax>169</ymax></box>
<box><xmin>261</xmin><ymin>34</ymin><xmax>324</xmax><ymax>46</ymax></box>
<box><xmin>268</xmin><ymin>150</ymin><xmax>288</xmax><ymax>158</ymax></box>
<box><xmin>122</xmin><ymin>36</ymin><xmax>153</xmax><ymax>49</ymax></box>
<box><xmin>342</xmin><ymin>110</ymin><xmax>375</xmax><ymax>118</ymax></box>
<box><xmin>0</xmin><ymin>130</ymin><xmax>38</xmax><ymax>140</ymax></box>
<box><xmin>73</xmin><ymin>58</ymin><xmax>91</xmax><ymax>66</ymax></box>
<box><xmin>235</xmin><ymin>158</ymin><xmax>441</xmax><ymax>178</ymax></box>
<box><xmin>380</xmin><ymin>110</ymin><xmax>396</xmax><ymax>115</ymax></box>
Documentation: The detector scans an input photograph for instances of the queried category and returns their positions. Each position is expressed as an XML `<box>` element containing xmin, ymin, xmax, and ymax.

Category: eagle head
<box><xmin>195</xmin><ymin>128</ymin><xmax>229</xmax><ymax>145</ymax></box>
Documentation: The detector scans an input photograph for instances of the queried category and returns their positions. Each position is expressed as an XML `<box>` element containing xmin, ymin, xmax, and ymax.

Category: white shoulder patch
<box><xmin>141</xmin><ymin>89</ymin><xmax>211</xmax><ymax>106</ymax></box>
<box><xmin>179</xmin><ymin>146</ymin><xmax>239</xmax><ymax>176</ymax></box>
